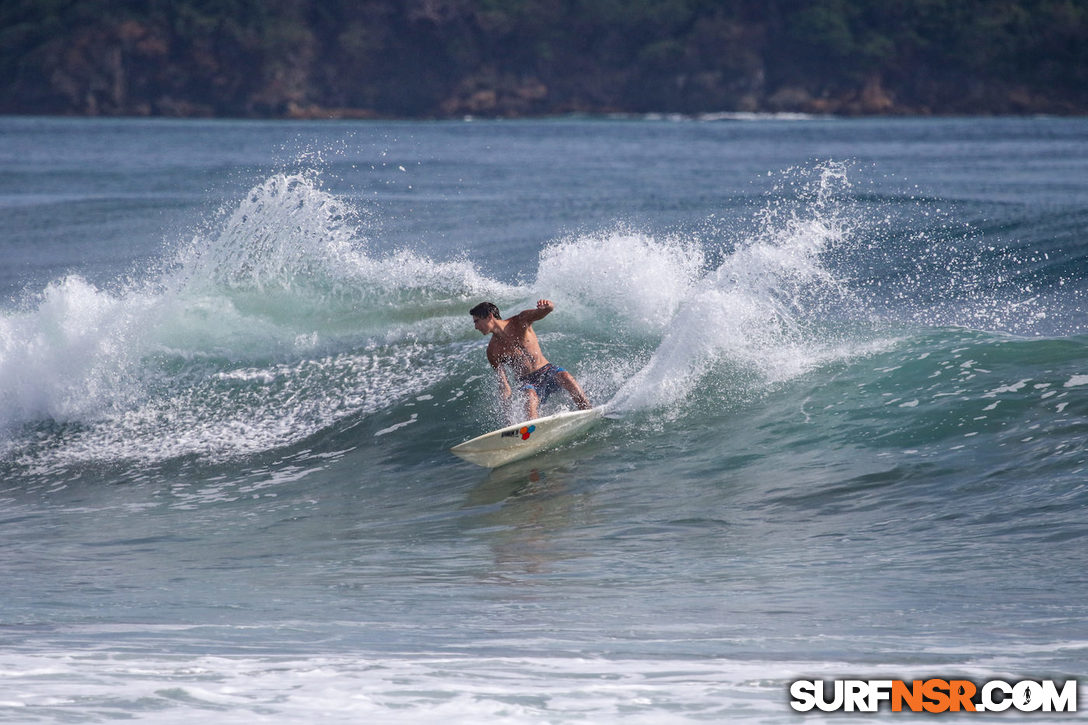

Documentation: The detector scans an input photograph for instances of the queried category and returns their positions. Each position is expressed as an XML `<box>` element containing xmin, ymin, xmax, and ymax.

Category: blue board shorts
<box><xmin>518</xmin><ymin>363</ymin><xmax>566</xmax><ymax>404</ymax></box>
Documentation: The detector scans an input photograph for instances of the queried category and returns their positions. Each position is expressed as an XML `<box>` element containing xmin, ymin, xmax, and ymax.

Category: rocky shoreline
<box><xmin>34</xmin><ymin>76</ymin><xmax>1084</xmax><ymax>121</ymax></box>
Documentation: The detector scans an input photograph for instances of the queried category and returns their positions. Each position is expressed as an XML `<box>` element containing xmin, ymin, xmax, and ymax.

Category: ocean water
<box><xmin>0</xmin><ymin>115</ymin><xmax>1085</xmax><ymax>722</ymax></box>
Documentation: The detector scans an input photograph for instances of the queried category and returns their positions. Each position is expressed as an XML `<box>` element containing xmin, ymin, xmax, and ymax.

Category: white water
<box><xmin>1</xmin><ymin>165</ymin><xmax>875</xmax><ymax>470</ymax></box>
<box><xmin>607</xmin><ymin>163</ymin><xmax>864</xmax><ymax>412</ymax></box>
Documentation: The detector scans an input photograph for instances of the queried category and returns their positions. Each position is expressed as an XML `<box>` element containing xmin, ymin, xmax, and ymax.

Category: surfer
<box><xmin>470</xmin><ymin>299</ymin><xmax>592</xmax><ymax>420</ymax></box>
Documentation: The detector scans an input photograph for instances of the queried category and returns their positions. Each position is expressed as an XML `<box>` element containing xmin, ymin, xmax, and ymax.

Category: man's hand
<box><xmin>519</xmin><ymin>298</ymin><xmax>554</xmax><ymax>323</ymax></box>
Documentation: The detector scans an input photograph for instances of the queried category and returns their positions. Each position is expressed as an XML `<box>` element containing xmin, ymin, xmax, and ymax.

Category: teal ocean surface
<box><xmin>0</xmin><ymin>116</ymin><xmax>1085</xmax><ymax>722</ymax></box>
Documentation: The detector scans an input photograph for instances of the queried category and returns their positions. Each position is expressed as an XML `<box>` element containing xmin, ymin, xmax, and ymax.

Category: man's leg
<box><xmin>556</xmin><ymin>371</ymin><xmax>591</xmax><ymax>410</ymax></box>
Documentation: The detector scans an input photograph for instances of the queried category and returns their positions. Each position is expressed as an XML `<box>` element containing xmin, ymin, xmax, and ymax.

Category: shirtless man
<box><xmin>470</xmin><ymin>299</ymin><xmax>592</xmax><ymax>421</ymax></box>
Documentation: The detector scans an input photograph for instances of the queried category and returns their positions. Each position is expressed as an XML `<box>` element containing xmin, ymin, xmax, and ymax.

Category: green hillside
<box><xmin>2</xmin><ymin>0</ymin><xmax>1085</xmax><ymax>117</ymax></box>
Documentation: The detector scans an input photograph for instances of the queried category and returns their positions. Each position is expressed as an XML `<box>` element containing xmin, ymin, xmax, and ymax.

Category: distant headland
<box><xmin>2</xmin><ymin>0</ymin><xmax>1085</xmax><ymax>118</ymax></box>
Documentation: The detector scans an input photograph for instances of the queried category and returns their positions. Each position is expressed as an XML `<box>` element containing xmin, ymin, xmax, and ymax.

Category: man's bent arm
<box><xmin>494</xmin><ymin>366</ymin><xmax>512</xmax><ymax>399</ymax></box>
<box><xmin>516</xmin><ymin>299</ymin><xmax>555</xmax><ymax>324</ymax></box>
<box><xmin>487</xmin><ymin>348</ymin><xmax>512</xmax><ymax>399</ymax></box>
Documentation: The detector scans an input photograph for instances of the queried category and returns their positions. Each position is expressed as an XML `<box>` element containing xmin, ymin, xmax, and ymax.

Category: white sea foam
<box><xmin>609</xmin><ymin>163</ymin><xmax>863</xmax><ymax>413</ymax></box>
<box><xmin>533</xmin><ymin>230</ymin><xmax>704</xmax><ymax>335</ymax></box>
<box><xmin>2</xmin><ymin>647</ymin><xmax>1072</xmax><ymax>724</ymax></box>
<box><xmin>0</xmin><ymin>650</ymin><xmax>819</xmax><ymax>723</ymax></box>
<box><xmin>0</xmin><ymin>275</ymin><xmax>150</xmax><ymax>425</ymax></box>
<box><xmin>374</xmin><ymin>413</ymin><xmax>419</xmax><ymax>436</ymax></box>
<box><xmin>0</xmin><ymin>173</ymin><xmax>507</xmax><ymax>469</ymax></box>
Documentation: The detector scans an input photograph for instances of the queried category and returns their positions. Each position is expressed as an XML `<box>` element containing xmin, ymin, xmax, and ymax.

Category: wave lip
<box><xmin>0</xmin><ymin>173</ymin><xmax>507</xmax><ymax>471</ymax></box>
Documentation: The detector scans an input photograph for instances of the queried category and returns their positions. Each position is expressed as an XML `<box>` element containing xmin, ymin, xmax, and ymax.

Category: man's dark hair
<box><xmin>470</xmin><ymin>302</ymin><xmax>501</xmax><ymax>319</ymax></box>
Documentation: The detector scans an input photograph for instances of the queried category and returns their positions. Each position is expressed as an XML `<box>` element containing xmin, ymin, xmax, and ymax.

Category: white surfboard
<box><xmin>451</xmin><ymin>407</ymin><xmax>605</xmax><ymax>468</ymax></box>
